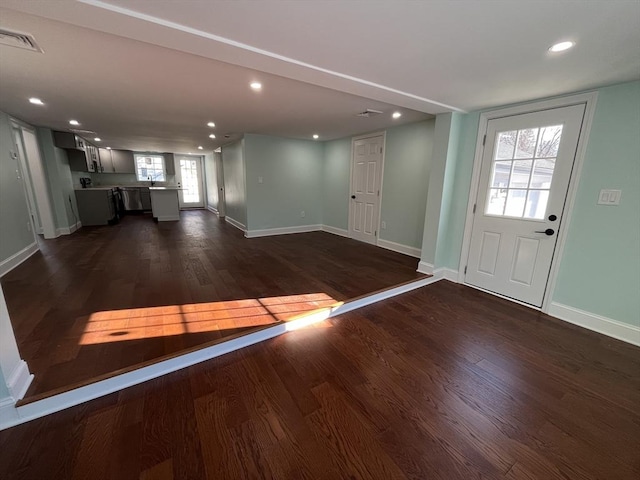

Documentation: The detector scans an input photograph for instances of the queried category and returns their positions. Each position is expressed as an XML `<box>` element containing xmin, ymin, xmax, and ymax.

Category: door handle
<box><xmin>535</xmin><ymin>228</ymin><xmax>555</xmax><ymax>236</ymax></box>
<box><xmin>351</xmin><ymin>195</ymin><xmax>356</xmax><ymax>199</ymax></box>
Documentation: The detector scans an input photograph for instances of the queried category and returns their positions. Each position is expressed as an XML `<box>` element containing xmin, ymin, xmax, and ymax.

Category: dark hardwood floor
<box><xmin>0</xmin><ymin>211</ymin><xmax>424</xmax><ymax>400</ymax></box>
<box><xmin>1</xmin><ymin>281</ymin><xmax>638</xmax><ymax>479</ymax></box>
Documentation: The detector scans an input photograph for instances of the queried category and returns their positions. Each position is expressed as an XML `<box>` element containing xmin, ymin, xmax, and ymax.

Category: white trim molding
<box><xmin>224</xmin><ymin>216</ymin><xmax>246</xmax><ymax>233</ymax></box>
<box><xmin>245</xmin><ymin>224</ymin><xmax>322</xmax><ymax>238</ymax></box>
<box><xmin>0</xmin><ymin>242</ymin><xmax>39</xmax><ymax>277</ymax></box>
<box><xmin>377</xmin><ymin>239</ymin><xmax>421</xmax><ymax>258</ymax></box>
<box><xmin>548</xmin><ymin>302</ymin><xmax>640</xmax><ymax>347</ymax></box>
<box><xmin>156</xmin><ymin>215</ymin><xmax>180</xmax><ymax>222</ymax></box>
<box><xmin>321</xmin><ymin>225</ymin><xmax>349</xmax><ymax>237</ymax></box>
<box><xmin>206</xmin><ymin>205</ymin><xmax>219</xmax><ymax>215</ymax></box>
<box><xmin>417</xmin><ymin>261</ymin><xmax>434</xmax><ymax>275</ymax></box>
<box><xmin>55</xmin><ymin>221</ymin><xmax>82</xmax><ymax>237</ymax></box>
<box><xmin>434</xmin><ymin>267</ymin><xmax>459</xmax><ymax>282</ymax></box>
<box><xmin>6</xmin><ymin>360</ymin><xmax>33</xmax><ymax>401</ymax></box>
<box><xmin>1</xmin><ymin>276</ymin><xmax>438</xmax><ymax>430</ymax></box>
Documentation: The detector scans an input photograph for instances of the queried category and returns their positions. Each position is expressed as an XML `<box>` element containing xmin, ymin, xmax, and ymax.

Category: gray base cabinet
<box><xmin>75</xmin><ymin>189</ymin><xmax>117</xmax><ymax>226</ymax></box>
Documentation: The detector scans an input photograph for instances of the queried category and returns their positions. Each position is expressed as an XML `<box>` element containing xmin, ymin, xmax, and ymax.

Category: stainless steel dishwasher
<box><xmin>119</xmin><ymin>187</ymin><xmax>143</xmax><ymax>211</ymax></box>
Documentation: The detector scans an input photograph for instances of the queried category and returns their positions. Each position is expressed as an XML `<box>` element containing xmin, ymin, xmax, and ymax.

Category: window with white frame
<box><xmin>135</xmin><ymin>154</ymin><xmax>166</xmax><ymax>182</ymax></box>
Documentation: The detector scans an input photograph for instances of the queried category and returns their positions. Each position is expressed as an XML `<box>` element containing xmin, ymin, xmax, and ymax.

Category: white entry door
<box><xmin>350</xmin><ymin>134</ymin><xmax>384</xmax><ymax>245</ymax></box>
<box><xmin>465</xmin><ymin>104</ymin><xmax>585</xmax><ymax>306</ymax></box>
<box><xmin>174</xmin><ymin>155</ymin><xmax>205</xmax><ymax>209</ymax></box>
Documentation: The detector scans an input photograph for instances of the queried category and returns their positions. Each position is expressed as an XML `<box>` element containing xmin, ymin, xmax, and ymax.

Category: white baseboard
<box><xmin>206</xmin><ymin>205</ymin><xmax>219</xmax><ymax>215</ymax></box>
<box><xmin>321</xmin><ymin>225</ymin><xmax>349</xmax><ymax>237</ymax></box>
<box><xmin>224</xmin><ymin>216</ymin><xmax>246</xmax><ymax>233</ymax></box>
<box><xmin>156</xmin><ymin>215</ymin><xmax>180</xmax><ymax>222</ymax></box>
<box><xmin>245</xmin><ymin>224</ymin><xmax>322</xmax><ymax>238</ymax></box>
<box><xmin>0</xmin><ymin>242</ymin><xmax>39</xmax><ymax>277</ymax></box>
<box><xmin>55</xmin><ymin>221</ymin><xmax>82</xmax><ymax>237</ymax></box>
<box><xmin>6</xmin><ymin>360</ymin><xmax>33</xmax><ymax>401</ymax></box>
<box><xmin>417</xmin><ymin>261</ymin><xmax>434</xmax><ymax>275</ymax></box>
<box><xmin>548</xmin><ymin>302</ymin><xmax>640</xmax><ymax>347</ymax></box>
<box><xmin>377</xmin><ymin>238</ymin><xmax>421</xmax><ymax>258</ymax></box>
<box><xmin>434</xmin><ymin>267</ymin><xmax>459</xmax><ymax>282</ymax></box>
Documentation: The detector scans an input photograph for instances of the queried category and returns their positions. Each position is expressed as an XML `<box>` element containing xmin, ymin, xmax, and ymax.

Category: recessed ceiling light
<box><xmin>392</xmin><ymin>111</ymin><xmax>402</xmax><ymax>119</ymax></box>
<box><xmin>94</xmin><ymin>137</ymin><xmax>101</xmax><ymax>142</ymax></box>
<box><xmin>207</xmin><ymin>122</ymin><xmax>215</xmax><ymax>128</ymax></box>
<box><xmin>548</xmin><ymin>41</ymin><xmax>575</xmax><ymax>53</ymax></box>
<box><xmin>29</xmin><ymin>97</ymin><xmax>44</xmax><ymax>105</ymax></box>
<box><xmin>250</xmin><ymin>82</ymin><xmax>262</xmax><ymax>90</ymax></box>
<box><xmin>198</xmin><ymin>146</ymin><xmax>203</xmax><ymax>150</ymax></box>
<box><xmin>313</xmin><ymin>134</ymin><xmax>319</xmax><ymax>140</ymax></box>
<box><xmin>209</xmin><ymin>134</ymin><xmax>216</xmax><ymax>139</ymax></box>
<box><xmin>106</xmin><ymin>147</ymin><xmax>111</xmax><ymax>150</ymax></box>
<box><xmin>69</xmin><ymin>120</ymin><xmax>80</xmax><ymax>126</ymax></box>
<box><xmin>188</xmin><ymin>152</ymin><xmax>192</xmax><ymax>155</ymax></box>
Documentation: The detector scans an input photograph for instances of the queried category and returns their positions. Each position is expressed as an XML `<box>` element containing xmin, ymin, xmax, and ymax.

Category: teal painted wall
<box><xmin>221</xmin><ymin>139</ymin><xmax>247</xmax><ymax>227</ymax></box>
<box><xmin>440</xmin><ymin>81</ymin><xmax>640</xmax><ymax>326</ymax></box>
<box><xmin>204</xmin><ymin>152</ymin><xmax>218</xmax><ymax>210</ymax></box>
<box><xmin>244</xmin><ymin>134</ymin><xmax>323</xmax><ymax>231</ymax></box>
<box><xmin>381</xmin><ymin>120</ymin><xmax>434</xmax><ymax>249</ymax></box>
<box><xmin>322</xmin><ymin>137</ymin><xmax>351</xmax><ymax>230</ymax></box>
<box><xmin>552</xmin><ymin>82</ymin><xmax>640</xmax><ymax>326</ymax></box>
<box><xmin>37</xmin><ymin>128</ymin><xmax>79</xmax><ymax>230</ymax></box>
<box><xmin>0</xmin><ymin>111</ymin><xmax>34</xmax><ymax>264</ymax></box>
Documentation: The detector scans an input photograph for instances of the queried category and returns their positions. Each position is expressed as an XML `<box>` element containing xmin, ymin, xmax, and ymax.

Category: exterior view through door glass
<box><xmin>175</xmin><ymin>155</ymin><xmax>204</xmax><ymax>209</ymax></box>
<box><xmin>465</xmin><ymin>104</ymin><xmax>585</xmax><ymax>307</ymax></box>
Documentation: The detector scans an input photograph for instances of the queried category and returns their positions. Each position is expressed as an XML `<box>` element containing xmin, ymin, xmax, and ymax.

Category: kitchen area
<box><xmin>54</xmin><ymin>131</ymin><xmax>185</xmax><ymax>225</ymax></box>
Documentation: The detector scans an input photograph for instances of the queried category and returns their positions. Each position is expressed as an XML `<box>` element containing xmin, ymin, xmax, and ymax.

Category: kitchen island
<box><xmin>149</xmin><ymin>187</ymin><xmax>180</xmax><ymax>221</ymax></box>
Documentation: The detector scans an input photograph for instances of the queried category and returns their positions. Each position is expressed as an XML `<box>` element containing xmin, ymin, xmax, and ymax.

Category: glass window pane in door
<box><xmin>514</xmin><ymin>128</ymin><xmax>539</xmax><ymax>159</ymax></box>
<box><xmin>524</xmin><ymin>190</ymin><xmax>550</xmax><ymax>219</ymax></box>
<box><xmin>486</xmin><ymin>188</ymin><xmax>506</xmax><ymax>215</ymax></box>
<box><xmin>491</xmin><ymin>161</ymin><xmax>512</xmax><ymax>188</ymax></box>
<box><xmin>505</xmin><ymin>189</ymin><xmax>527</xmax><ymax>217</ymax></box>
<box><xmin>530</xmin><ymin>159</ymin><xmax>555</xmax><ymax>188</ymax></box>
<box><xmin>509</xmin><ymin>160</ymin><xmax>533</xmax><ymax>188</ymax></box>
<box><xmin>535</xmin><ymin>125</ymin><xmax>563</xmax><ymax>158</ymax></box>
<box><xmin>495</xmin><ymin>131</ymin><xmax>517</xmax><ymax>160</ymax></box>
<box><xmin>180</xmin><ymin>159</ymin><xmax>200</xmax><ymax>203</ymax></box>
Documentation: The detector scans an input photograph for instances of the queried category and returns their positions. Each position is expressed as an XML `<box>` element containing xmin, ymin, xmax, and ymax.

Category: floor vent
<box><xmin>0</xmin><ymin>28</ymin><xmax>43</xmax><ymax>53</ymax></box>
<box><xmin>357</xmin><ymin>109</ymin><xmax>384</xmax><ymax>118</ymax></box>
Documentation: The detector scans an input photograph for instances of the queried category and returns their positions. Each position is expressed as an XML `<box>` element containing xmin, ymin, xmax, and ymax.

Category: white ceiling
<box><xmin>1</xmin><ymin>0</ymin><xmax>639</xmax><ymax>153</ymax></box>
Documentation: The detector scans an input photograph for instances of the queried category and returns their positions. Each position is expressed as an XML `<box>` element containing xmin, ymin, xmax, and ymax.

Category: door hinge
<box><xmin>482</xmin><ymin>135</ymin><xmax>486</xmax><ymax>146</ymax></box>
<box><xmin>375</xmin><ymin>230</ymin><xmax>377</xmax><ymax>236</ymax></box>
<box><xmin>377</xmin><ymin>190</ymin><xmax>380</xmax><ymax>196</ymax></box>
<box><xmin>464</xmin><ymin>266</ymin><xmax>467</xmax><ymax>274</ymax></box>
<box><xmin>473</xmin><ymin>204</ymin><xmax>476</xmax><ymax>214</ymax></box>
<box><xmin>380</xmin><ymin>147</ymin><xmax>383</xmax><ymax>153</ymax></box>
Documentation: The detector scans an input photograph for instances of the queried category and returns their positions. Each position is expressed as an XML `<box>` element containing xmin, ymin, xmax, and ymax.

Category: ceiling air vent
<box><xmin>357</xmin><ymin>109</ymin><xmax>383</xmax><ymax>118</ymax></box>
<box><xmin>69</xmin><ymin>128</ymin><xmax>97</xmax><ymax>136</ymax></box>
<box><xmin>0</xmin><ymin>28</ymin><xmax>43</xmax><ymax>53</ymax></box>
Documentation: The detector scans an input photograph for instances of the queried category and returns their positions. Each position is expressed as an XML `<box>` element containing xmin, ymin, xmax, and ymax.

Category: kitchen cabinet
<box><xmin>86</xmin><ymin>144</ymin><xmax>100</xmax><ymax>171</ymax></box>
<box><xmin>75</xmin><ymin>188</ymin><xmax>117</xmax><ymax>225</ymax></box>
<box><xmin>140</xmin><ymin>187</ymin><xmax>152</xmax><ymax>210</ymax></box>
<box><xmin>67</xmin><ymin>149</ymin><xmax>96</xmax><ymax>172</ymax></box>
<box><xmin>53</xmin><ymin>131</ymin><xmax>85</xmax><ymax>150</ymax></box>
<box><xmin>99</xmin><ymin>148</ymin><xmax>115</xmax><ymax>173</ymax></box>
<box><xmin>111</xmin><ymin>149</ymin><xmax>136</xmax><ymax>174</ymax></box>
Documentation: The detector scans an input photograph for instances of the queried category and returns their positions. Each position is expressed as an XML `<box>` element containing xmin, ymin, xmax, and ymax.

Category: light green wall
<box><xmin>204</xmin><ymin>152</ymin><xmax>218</xmax><ymax>211</ymax></box>
<box><xmin>244</xmin><ymin>134</ymin><xmax>323</xmax><ymax>230</ymax></box>
<box><xmin>420</xmin><ymin>114</ymin><xmax>453</xmax><ymax>265</ymax></box>
<box><xmin>0</xmin><ymin>111</ymin><xmax>34</xmax><ymax>263</ymax></box>
<box><xmin>439</xmin><ymin>81</ymin><xmax>640</xmax><ymax>327</ymax></box>
<box><xmin>322</xmin><ymin>137</ymin><xmax>351</xmax><ymax>230</ymax></box>
<box><xmin>552</xmin><ymin>82</ymin><xmax>640</xmax><ymax>326</ymax></box>
<box><xmin>381</xmin><ymin>120</ymin><xmax>434</xmax><ymax>249</ymax></box>
<box><xmin>221</xmin><ymin>139</ymin><xmax>247</xmax><ymax>227</ymax></box>
<box><xmin>37</xmin><ymin>128</ymin><xmax>79</xmax><ymax>230</ymax></box>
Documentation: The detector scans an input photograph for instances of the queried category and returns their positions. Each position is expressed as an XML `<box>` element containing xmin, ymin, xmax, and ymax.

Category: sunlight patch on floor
<box><xmin>80</xmin><ymin>293</ymin><xmax>341</xmax><ymax>345</ymax></box>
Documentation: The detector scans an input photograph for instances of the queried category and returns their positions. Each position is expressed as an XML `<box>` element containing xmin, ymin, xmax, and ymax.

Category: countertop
<box><xmin>149</xmin><ymin>186</ymin><xmax>182</xmax><ymax>191</ymax></box>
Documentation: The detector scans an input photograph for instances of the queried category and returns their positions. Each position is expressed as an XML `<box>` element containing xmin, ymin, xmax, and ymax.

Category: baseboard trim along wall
<box><xmin>0</xmin><ymin>242</ymin><xmax>39</xmax><ymax>278</ymax></box>
<box><xmin>245</xmin><ymin>224</ymin><xmax>323</xmax><ymax>238</ymax></box>
<box><xmin>378</xmin><ymin>239</ymin><xmax>421</xmax><ymax>258</ymax></box>
<box><xmin>321</xmin><ymin>225</ymin><xmax>349</xmax><ymax>237</ymax></box>
<box><xmin>548</xmin><ymin>302</ymin><xmax>640</xmax><ymax>347</ymax></box>
<box><xmin>417</xmin><ymin>261</ymin><xmax>434</xmax><ymax>275</ymax></box>
<box><xmin>206</xmin><ymin>205</ymin><xmax>219</xmax><ymax>215</ymax></box>
<box><xmin>55</xmin><ymin>221</ymin><xmax>82</xmax><ymax>237</ymax></box>
<box><xmin>1</xmin><ymin>275</ymin><xmax>442</xmax><ymax>430</ymax></box>
<box><xmin>224</xmin><ymin>216</ymin><xmax>247</xmax><ymax>233</ymax></box>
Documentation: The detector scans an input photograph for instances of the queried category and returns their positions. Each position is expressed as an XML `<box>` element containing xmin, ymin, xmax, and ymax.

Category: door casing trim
<box><xmin>348</xmin><ymin>131</ymin><xmax>387</xmax><ymax>245</ymax></box>
<box><xmin>457</xmin><ymin>91</ymin><xmax>599</xmax><ymax>314</ymax></box>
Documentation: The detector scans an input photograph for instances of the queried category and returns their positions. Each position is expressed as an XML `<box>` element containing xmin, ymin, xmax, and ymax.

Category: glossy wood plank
<box><xmin>1</xmin><ymin>211</ymin><xmax>423</xmax><ymax>400</ymax></box>
<box><xmin>1</xmin><ymin>281</ymin><xmax>638</xmax><ymax>479</ymax></box>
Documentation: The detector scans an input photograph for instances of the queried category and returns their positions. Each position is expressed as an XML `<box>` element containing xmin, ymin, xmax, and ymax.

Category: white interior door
<box><xmin>174</xmin><ymin>155</ymin><xmax>204</xmax><ymax>209</ymax></box>
<box><xmin>465</xmin><ymin>104</ymin><xmax>585</xmax><ymax>306</ymax></box>
<box><xmin>13</xmin><ymin>127</ymin><xmax>41</xmax><ymax>234</ymax></box>
<box><xmin>349</xmin><ymin>134</ymin><xmax>384</xmax><ymax>245</ymax></box>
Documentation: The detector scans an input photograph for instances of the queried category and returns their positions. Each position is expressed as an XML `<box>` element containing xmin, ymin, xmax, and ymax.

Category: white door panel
<box><xmin>175</xmin><ymin>155</ymin><xmax>205</xmax><ymax>209</ymax></box>
<box><xmin>350</xmin><ymin>135</ymin><xmax>383</xmax><ymax>245</ymax></box>
<box><xmin>466</xmin><ymin>104</ymin><xmax>585</xmax><ymax>306</ymax></box>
